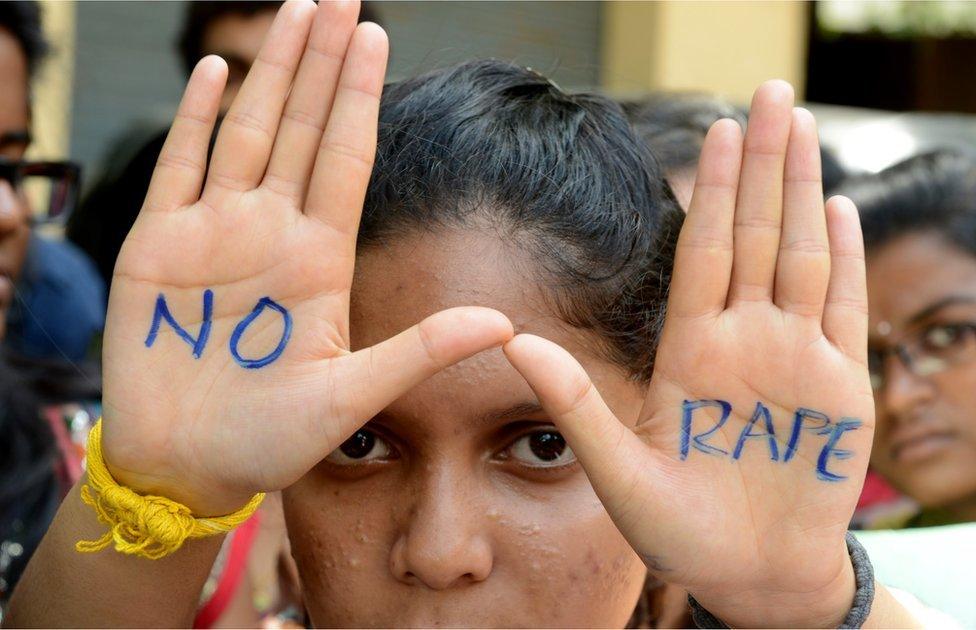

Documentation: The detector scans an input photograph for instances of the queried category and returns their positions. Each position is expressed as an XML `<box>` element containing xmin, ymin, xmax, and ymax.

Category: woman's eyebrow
<box><xmin>476</xmin><ymin>402</ymin><xmax>546</xmax><ymax>425</ymax></box>
<box><xmin>907</xmin><ymin>295</ymin><xmax>976</xmax><ymax>326</ymax></box>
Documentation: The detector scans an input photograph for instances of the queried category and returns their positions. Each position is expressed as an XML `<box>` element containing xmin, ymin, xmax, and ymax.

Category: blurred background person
<box><xmin>3</xmin><ymin>4</ymin><xmax>306</xmax><ymax>625</ymax></box>
<box><xmin>0</xmin><ymin>1</ymin><xmax>103</xmax><ymax>366</ymax></box>
<box><xmin>838</xmin><ymin>150</ymin><xmax>976</xmax><ymax>529</ymax></box>
<box><xmin>623</xmin><ymin>93</ymin><xmax>847</xmax><ymax>210</ymax></box>
<box><xmin>825</xmin><ymin>150</ymin><xmax>976</xmax><ymax>627</ymax></box>
<box><xmin>0</xmin><ymin>361</ymin><xmax>59</xmax><ymax>615</ymax></box>
<box><xmin>67</xmin><ymin>1</ymin><xmax>378</xmax><ymax>292</ymax></box>
<box><xmin>622</xmin><ymin>94</ymin><xmax>747</xmax><ymax>209</ymax></box>
<box><xmin>0</xmin><ymin>2</ymin><xmax>103</xmax><ymax>613</ymax></box>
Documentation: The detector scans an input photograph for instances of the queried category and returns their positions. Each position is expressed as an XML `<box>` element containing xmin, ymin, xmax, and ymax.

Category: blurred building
<box><xmin>25</xmin><ymin>0</ymin><xmax>976</xmax><ymax>187</ymax></box>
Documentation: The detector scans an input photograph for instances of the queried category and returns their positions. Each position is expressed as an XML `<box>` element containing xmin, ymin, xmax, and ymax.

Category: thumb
<box><xmin>502</xmin><ymin>334</ymin><xmax>669</xmax><ymax>534</ymax></box>
<box><xmin>333</xmin><ymin>306</ymin><xmax>514</xmax><ymax>429</ymax></box>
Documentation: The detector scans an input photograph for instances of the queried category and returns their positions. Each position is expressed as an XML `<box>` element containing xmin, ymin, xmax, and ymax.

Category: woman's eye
<box><xmin>508</xmin><ymin>430</ymin><xmax>576</xmax><ymax>468</ymax></box>
<box><xmin>325</xmin><ymin>429</ymin><xmax>392</xmax><ymax>465</ymax></box>
<box><xmin>922</xmin><ymin>324</ymin><xmax>966</xmax><ymax>350</ymax></box>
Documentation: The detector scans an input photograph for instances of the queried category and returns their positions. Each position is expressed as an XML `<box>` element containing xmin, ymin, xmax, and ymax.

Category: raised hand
<box><xmin>101</xmin><ymin>0</ymin><xmax>512</xmax><ymax>516</ymax></box>
<box><xmin>504</xmin><ymin>82</ymin><xmax>874</xmax><ymax>627</ymax></box>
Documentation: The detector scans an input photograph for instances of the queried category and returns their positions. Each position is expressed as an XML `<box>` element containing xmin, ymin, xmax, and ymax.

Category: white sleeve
<box><xmin>887</xmin><ymin>586</ymin><xmax>964</xmax><ymax>629</ymax></box>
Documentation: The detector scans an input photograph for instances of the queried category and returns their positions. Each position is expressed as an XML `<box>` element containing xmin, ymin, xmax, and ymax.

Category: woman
<box><xmin>7</xmin><ymin>2</ymin><xmax>916</xmax><ymax>626</ymax></box>
<box><xmin>841</xmin><ymin>151</ymin><xmax>976</xmax><ymax>528</ymax></box>
<box><xmin>830</xmin><ymin>151</ymin><xmax>976</xmax><ymax>627</ymax></box>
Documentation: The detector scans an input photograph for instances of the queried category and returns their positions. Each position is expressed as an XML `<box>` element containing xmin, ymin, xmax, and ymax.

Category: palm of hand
<box><xmin>637</xmin><ymin>302</ymin><xmax>874</xmax><ymax>592</ymax></box>
<box><xmin>99</xmin><ymin>2</ymin><xmax>513</xmax><ymax>516</ymax></box>
<box><xmin>105</xmin><ymin>193</ymin><xmax>352</xmax><ymax>503</ymax></box>
<box><xmin>505</xmin><ymin>81</ymin><xmax>873</xmax><ymax>626</ymax></box>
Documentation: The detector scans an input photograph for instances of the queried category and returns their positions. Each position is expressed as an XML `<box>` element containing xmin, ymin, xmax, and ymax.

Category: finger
<box><xmin>334</xmin><ymin>306</ymin><xmax>514</xmax><ymax>429</ymax></box>
<box><xmin>667</xmin><ymin>119</ymin><xmax>742</xmax><ymax>318</ymax></box>
<box><xmin>822</xmin><ymin>195</ymin><xmax>868</xmax><ymax>361</ymax></box>
<box><xmin>774</xmin><ymin>108</ymin><xmax>830</xmax><ymax>317</ymax></box>
<box><xmin>502</xmin><ymin>334</ymin><xmax>673</xmax><ymax>531</ymax></box>
<box><xmin>503</xmin><ymin>334</ymin><xmax>645</xmax><ymax>470</ymax></box>
<box><xmin>263</xmin><ymin>0</ymin><xmax>360</xmax><ymax>202</ymax></box>
<box><xmin>728</xmin><ymin>80</ymin><xmax>795</xmax><ymax>304</ymax></box>
<box><xmin>204</xmin><ymin>0</ymin><xmax>317</xmax><ymax>198</ymax></box>
<box><xmin>143</xmin><ymin>56</ymin><xmax>227</xmax><ymax>213</ymax></box>
<box><xmin>304</xmin><ymin>22</ymin><xmax>388</xmax><ymax>236</ymax></box>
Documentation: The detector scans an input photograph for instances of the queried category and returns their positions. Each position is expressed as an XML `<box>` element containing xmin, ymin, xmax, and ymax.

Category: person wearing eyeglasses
<box><xmin>837</xmin><ymin>150</ymin><xmax>976</xmax><ymax>529</ymax></box>
<box><xmin>0</xmin><ymin>2</ymin><xmax>39</xmax><ymax>343</ymax></box>
<box><xmin>0</xmin><ymin>1</ymin><xmax>104</xmax><ymax>364</ymax></box>
<box><xmin>0</xmin><ymin>2</ymin><xmax>103</xmax><ymax>612</ymax></box>
<box><xmin>66</xmin><ymin>1</ymin><xmax>379</xmax><ymax>294</ymax></box>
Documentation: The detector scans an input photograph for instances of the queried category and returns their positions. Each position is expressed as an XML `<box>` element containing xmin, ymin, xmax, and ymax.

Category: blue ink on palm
<box><xmin>680</xmin><ymin>399</ymin><xmax>732</xmax><ymax>459</ymax></box>
<box><xmin>145</xmin><ymin>291</ymin><xmax>292</xmax><ymax>369</ymax></box>
<box><xmin>732</xmin><ymin>401</ymin><xmax>779</xmax><ymax>461</ymax></box>
<box><xmin>816</xmin><ymin>419</ymin><xmax>861</xmax><ymax>482</ymax></box>
<box><xmin>229</xmin><ymin>297</ymin><xmax>293</xmax><ymax>369</ymax></box>
<box><xmin>144</xmin><ymin>289</ymin><xmax>214</xmax><ymax>358</ymax></box>
<box><xmin>784</xmin><ymin>408</ymin><xmax>830</xmax><ymax>462</ymax></box>
<box><xmin>679</xmin><ymin>400</ymin><xmax>861</xmax><ymax>482</ymax></box>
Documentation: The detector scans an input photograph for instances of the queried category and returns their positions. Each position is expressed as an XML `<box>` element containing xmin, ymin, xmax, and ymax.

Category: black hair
<box><xmin>836</xmin><ymin>150</ymin><xmax>976</xmax><ymax>255</ymax></box>
<box><xmin>176</xmin><ymin>1</ymin><xmax>380</xmax><ymax>76</ymax></box>
<box><xmin>361</xmin><ymin>60</ymin><xmax>684</xmax><ymax>383</ymax></box>
<box><xmin>820</xmin><ymin>145</ymin><xmax>847</xmax><ymax>194</ymax></box>
<box><xmin>0</xmin><ymin>0</ymin><xmax>48</xmax><ymax>79</ymax></box>
<box><xmin>621</xmin><ymin>93</ymin><xmax>747</xmax><ymax>173</ymax></box>
<box><xmin>623</xmin><ymin>93</ymin><xmax>848</xmax><ymax>191</ymax></box>
<box><xmin>0</xmin><ymin>360</ymin><xmax>59</xmax><ymax>607</ymax></box>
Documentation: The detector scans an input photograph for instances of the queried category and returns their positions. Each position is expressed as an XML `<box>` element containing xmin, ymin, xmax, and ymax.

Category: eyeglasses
<box><xmin>868</xmin><ymin>321</ymin><xmax>976</xmax><ymax>391</ymax></box>
<box><xmin>0</xmin><ymin>158</ymin><xmax>81</xmax><ymax>223</ymax></box>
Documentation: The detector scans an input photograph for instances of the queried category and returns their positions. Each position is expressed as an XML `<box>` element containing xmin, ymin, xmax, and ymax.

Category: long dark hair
<box><xmin>357</xmin><ymin>59</ymin><xmax>690</xmax><ymax>626</ymax></box>
<box><xmin>361</xmin><ymin>59</ymin><xmax>684</xmax><ymax>384</ymax></box>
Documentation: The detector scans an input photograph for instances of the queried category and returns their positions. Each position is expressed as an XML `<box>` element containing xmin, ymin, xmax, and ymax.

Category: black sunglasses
<box><xmin>0</xmin><ymin>158</ymin><xmax>81</xmax><ymax>223</ymax></box>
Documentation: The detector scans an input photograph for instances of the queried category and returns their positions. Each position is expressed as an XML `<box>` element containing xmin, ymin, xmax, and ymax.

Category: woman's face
<box><xmin>866</xmin><ymin>231</ymin><xmax>976</xmax><ymax>511</ymax></box>
<box><xmin>283</xmin><ymin>228</ymin><xmax>649</xmax><ymax>627</ymax></box>
<box><xmin>0</xmin><ymin>27</ymin><xmax>34</xmax><ymax>340</ymax></box>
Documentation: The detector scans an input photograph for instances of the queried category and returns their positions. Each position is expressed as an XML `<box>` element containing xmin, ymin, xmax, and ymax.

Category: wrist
<box><xmin>103</xmin><ymin>464</ymin><xmax>255</xmax><ymax>517</ymax></box>
<box><xmin>78</xmin><ymin>419</ymin><xmax>264</xmax><ymax>560</ymax></box>
<box><xmin>100</xmin><ymin>420</ymin><xmax>257</xmax><ymax>517</ymax></box>
<box><xmin>691</xmin><ymin>541</ymin><xmax>857</xmax><ymax>628</ymax></box>
<box><xmin>97</xmin><ymin>420</ymin><xmax>254</xmax><ymax>517</ymax></box>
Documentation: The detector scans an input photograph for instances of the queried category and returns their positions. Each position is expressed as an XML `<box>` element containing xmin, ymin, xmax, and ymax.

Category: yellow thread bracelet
<box><xmin>76</xmin><ymin>419</ymin><xmax>265</xmax><ymax>560</ymax></box>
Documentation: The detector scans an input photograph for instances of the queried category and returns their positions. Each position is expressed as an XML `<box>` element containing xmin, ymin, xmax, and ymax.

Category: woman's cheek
<box><xmin>940</xmin><ymin>370</ymin><xmax>976</xmax><ymax>483</ymax></box>
<box><xmin>282</xmin><ymin>476</ymin><xmax>401</xmax><ymax>626</ymax></box>
<box><xmin>495</xmin><ymin>478</ymin><xmax>646</xmax><ymax>627</ymax></box>
<box><xmin>944</xmin><ymin>367</ymin><xmax>976</xmax><ymax>443</ymax></box>
<box><xmin>282</xmin><ymin>467</ymin><xmax>647</xmax><ymax>627</ymax></box>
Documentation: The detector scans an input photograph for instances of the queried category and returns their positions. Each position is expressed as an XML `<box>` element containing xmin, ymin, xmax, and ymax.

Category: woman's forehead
<box><xmin>350</xmin><ymin>227</ymin><xmax>551</xmax><ymax>348</ymax></box>
<box><xmin>374</xmin><ymin>347</ymin><xmax>544</xmax><ymax>437</ymax></box>
<box><xmin>867</xmin><ymin>231</ymin><xmax>976</xmax><ymax>335</ymax></box>
<box><xmin>349</xmin><ymin>228</ymin><xmax>641</xmax><ymax>429</ymax></box>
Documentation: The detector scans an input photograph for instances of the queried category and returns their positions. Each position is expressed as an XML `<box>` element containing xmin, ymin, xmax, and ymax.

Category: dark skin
<box><xmin>285</xmin><ymin>227</ymin><xmax>649</xmax><ymax>627</ymax></box>
<box><xmin>867</xmin><ymin>230</ymin><xmax>976</xmax><ymax>522</ymax></box>
<box><xmin>0</xmin><ymin>26</ymin><xmax>33</xmax><ymax>339</ymax></box>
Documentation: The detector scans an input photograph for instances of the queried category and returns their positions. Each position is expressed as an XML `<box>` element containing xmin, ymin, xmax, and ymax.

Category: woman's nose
<box><xmin>389</xmin><ymin>472</ymin><xmax>494</xmax><ymax>590</ymax></box>
<box><xmin>0</xmin><ymin>181</ymin><xmax>24</xmax><ymax>233</ymax></box>
<box><xmin>879</xmin><ymin>358</ymin><xmax>935</xmax><ymax>421</ymax></box>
